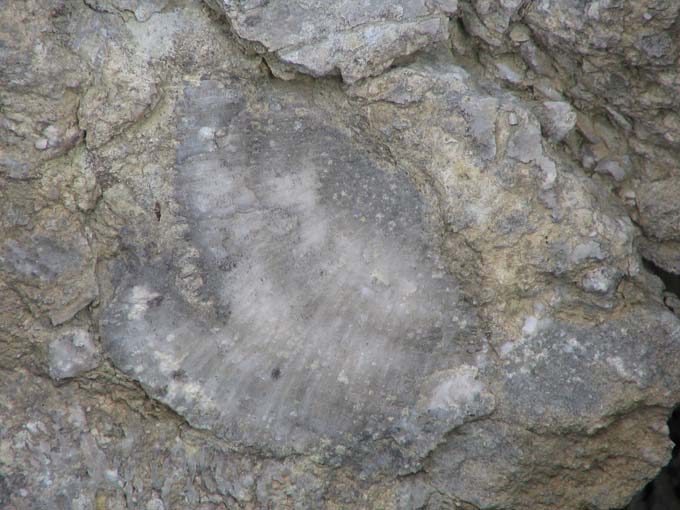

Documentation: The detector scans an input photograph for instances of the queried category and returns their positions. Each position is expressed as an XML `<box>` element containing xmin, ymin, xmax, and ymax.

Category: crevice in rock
<box><xmin>643</xmin><ymin>258</ymin><xmax>680</xmax><ymax>297</ymax></box>
<box><xmin>642</xmin><ymin>257</ymin><xmax>680</xmax><ymax>309</ymax></box>
<box><xmin>627</xmin><ymin>404</ymin><xmax>680</xmax><ymax>510</ymax></box>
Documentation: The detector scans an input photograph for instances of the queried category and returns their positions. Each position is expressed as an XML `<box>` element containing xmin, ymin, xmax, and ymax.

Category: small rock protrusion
<box><xmin>594</xmin><ymin>157</ymin><xmax>630</xmax><ymax>182</ymax></box>
<box><xmin>581</xmin><ymin>267</ymin><xmax>622</xmax><ymax>294</ymax></box>
<box><xmin>145</xmin><ymin>496</ymin><xmax>165</xmax><ymax>510</ymax></box>
<box><xmin>432</xmin><ymin>0</ymin><xmax>458</xmax><ymax>14</ymax></box>
<box><xmin>509</xmin><ymin>24</ymin><xmax>531</xmax><ymax>43</ymax></box>
<box><xmin>34</xmin><ymin>138</ymin><xmax>49</xmax><ymax>150</ymax></box>
<box><xmin>538</xmin><ymin>101</ymin><xmax>577</xmax><ymax>142</ymax></box>
<box><xmin>663</xmin><ymin>292</ymin><xmax>680</xmax><ymax>315</ymax></box>
<box><xmin>48</xmin><ymin>329</ymin><xmax>100</xmax><ymax>381</ymax></box>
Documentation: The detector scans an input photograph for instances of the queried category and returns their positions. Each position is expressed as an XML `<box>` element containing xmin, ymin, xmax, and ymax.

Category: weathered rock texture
<box><xmin>2</xmin><ymin>1</ymin><xmax>680</xmax><ymax>509</ymax></box>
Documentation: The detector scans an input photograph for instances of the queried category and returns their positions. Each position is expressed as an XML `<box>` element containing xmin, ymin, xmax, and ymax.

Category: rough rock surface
<box><xmin>2</xmin><ymin>1</ymin><xmax>680</xmax><ymax>509</ymax></box>
<box><xmin>48</xmin><ymin>328</ymin><xmax>100</xmax><ymax>381</ymax></box>
<box><xmin>204</xmin><ymin>0</ymin><xmax>458</xmax><ymax>82</ymax></box>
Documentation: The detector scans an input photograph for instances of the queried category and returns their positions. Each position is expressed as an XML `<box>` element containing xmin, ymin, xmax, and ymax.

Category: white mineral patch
<box><xmin>522</xmin><ymin>316</ymin><xmax>539</xmax><ymax>337</ymax></box>
<box><xmin>563</xmin><ymin>336</ymin><xmax>585</xmax><ymax>353</ymax></box>
<box><xmin>426</xmin><ymin>366</ymin><xmax>483</xmax><ymax>411</ymax></box>
<box><xmin>606</xmin><ymin>356</ymin><xmax>634</xmax><ymax>382</ymax></box>
<box><xmin>538</xmin><ymin>156</ymin><xmax>557</xmax><ymax>189</ymax></box>
<box><xmin>127</xmin><ymin>286</ymin><xmax>161</xmax><ymax>320</ymax></box>
<box><xmin>571</xmin><ymin>241</ymin><xmax>604</xmax><ymax>263</ymax></box>
<box><xmin>154</xmin><ymin>351</ymin><xmax>182</xmax><ymax>376</ymax></box>
<box><xmin>198</xmin><ymin>126</ymin><xmax>215</xmax><ymax>140</ymax></box>
<box><xmin>500</xmin><ymin>341</ymin><xmax>517</xmax><ymax>357</ymax></box>
<box><xmin>337</xmin><ymin>370</ymin><xmax>349</xmax><ymax>384</ymax></box>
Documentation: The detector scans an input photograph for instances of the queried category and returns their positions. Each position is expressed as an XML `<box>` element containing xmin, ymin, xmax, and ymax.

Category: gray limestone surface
<box><xmin>3</xmin><ymin>0</ymin><xmax>680</xmax><ymax>509</ymax></box>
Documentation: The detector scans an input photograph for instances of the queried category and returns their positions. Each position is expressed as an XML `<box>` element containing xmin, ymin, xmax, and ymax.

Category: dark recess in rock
<box><xmin>628</xmin><ymin>405</ymin><xmax>680</xmax><ymax>510</ymax></box>
<box><xmin>643</xmin><ymin>256</ymin><xmax>680</xmax><ymax>320</ymax></box>
<box><xmin>0</xmin><ymin>474</ymin><xmax>9</xmax><ymax>507</ymax></box>
<box><xmin>643</xmin><ymin>259</ymin><xmax>680</xmax><ymax>298</ymax></box>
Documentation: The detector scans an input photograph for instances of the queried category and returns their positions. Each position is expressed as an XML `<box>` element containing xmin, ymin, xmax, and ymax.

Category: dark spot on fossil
<box><xmin>271</xmin><ymin>367</ymin><xmax>281</xmax><ymax>380</ymax></box>
<box><xmin>172</xmin><ymin>369</ymin><xmax>188</xmax><ymax>381</ymax></box>
<box><xmin>154</xmin><ymin>201</ymin><xmax>162</xmax><ymax>221</ymax></box>
<box><xmin>148</xmin><ymin>295</ymin><xmax>164</xmax><ymax>308</ymax></box>
<box><xmin>218</xmin><ymin>256</ymin><xmax>238</xmax><ymax>272</ymax></box>
<box><xmin>49</xmin><ymin>2</ymin><xmax>66</xmax><ymax>18</ymax></box>
<box><xmin>215</xmin><ymin>303</ymin><xmax>232</xmax><ymax>324</ymax></box>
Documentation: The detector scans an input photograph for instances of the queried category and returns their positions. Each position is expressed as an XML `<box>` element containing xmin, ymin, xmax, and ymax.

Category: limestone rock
<box><xmin>637</xmin><ymin>179</ymin><xmax>680</xmax><ymax>242</ymax></box>
<box><xmin>537</xmin><ymin>100</ymin><xmax>577</xmax><ymax>142</ymax></box>
<box><xmin>48</xmin><ymin>329</ymin><xmax>100</xmax><ymax>380</ymax></box>
<box><xmin>594</xmin><ymin>156</ymin><xmax>630</xmax><ymax>182</ymax></box>
<box><xmin>205</xmin><ymin>0</ymin><xmax>457</xmax><ymax>82</ymax></box>
<box><xmin>0</xmin><ymin>0</ymin><xmax>87</xmax><ymax>179</ymax></box>
<box><xmin>0</xmin><ymin>206</ymin><xmax>98</xmax><ymax>325</ymax></box>
<box><xmin>77</xmin><ymin>43</ymin><xmax>161</xmax><ymax>148</ymax></box>
<box><xmin>3</xmin><ymin>0</ymin><xmax>680</xmax><ymax>509</ymax></box>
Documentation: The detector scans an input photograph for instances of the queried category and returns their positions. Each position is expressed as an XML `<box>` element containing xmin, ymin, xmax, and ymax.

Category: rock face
<box><xmin>0</xmin><ymin>207</ymin><xmax>98</xmax><ymax>326</ymax></box>
<box><xmin>2</xmin><ymin>1</ymin><xmax>680</xmax><ymax>509</ymax></box>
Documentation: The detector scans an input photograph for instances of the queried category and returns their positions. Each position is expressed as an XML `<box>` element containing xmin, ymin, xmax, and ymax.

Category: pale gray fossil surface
<box><xmin>101</xmin><ymin>79</ymin><xmax>493</xmax><ymax>473</ymax></box>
